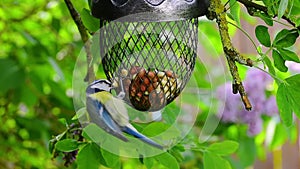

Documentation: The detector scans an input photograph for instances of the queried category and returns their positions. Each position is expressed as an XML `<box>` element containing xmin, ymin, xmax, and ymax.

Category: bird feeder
<box><xmin>91</xmin><ymin>0</ymin><xmax>209</xmax><ymax>111</ymax></box>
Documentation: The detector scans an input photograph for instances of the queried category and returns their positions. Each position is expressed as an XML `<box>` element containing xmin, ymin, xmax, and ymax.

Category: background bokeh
<box><xmin>0</xmin><ymin>0</ymin><xmax>299</xmax><ymax>168</ymax></box>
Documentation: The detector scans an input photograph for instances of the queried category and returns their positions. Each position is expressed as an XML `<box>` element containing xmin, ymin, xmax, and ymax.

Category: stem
<box><xmin>237</xmin><ymin>0</ymin><xmax>267</xmax><ymax>12</ymax></box>
<box><xmin>228</xmin><ymin>21</ymin><xmax>258</xmax><ymax>51</ymax></box>
<box><xmin>64</xmin><ymin>0</ymin><xmax>95</xmax><ymax>83</ymax></box>
<box><xmin>254</xmin><ymin>65</ymin><xmax>284</xmax><ymax>84</ymax></box>
<box><xmin>255</xmin><ymin>47</ymin><xmax>273</xmax><ymax>62</ymax></box>
<box><xmin>273</xmin><ymin>19</ymin><xmax>293</xmax><ymax>28</ymax></box>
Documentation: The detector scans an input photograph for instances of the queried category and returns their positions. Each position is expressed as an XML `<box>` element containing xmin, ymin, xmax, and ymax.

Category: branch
<box><xmin>207</xmin><ymin>0</ymin><xmax>253</xmax><ymax>110</ymax></box>
<box><xmin>237</xmin><ymin>0</ymin><xmax>300</xmax><ymax>29</ymax></box>
<box><xmin>64</xmin><ymin>0</ymin><xmax>95</xmax><ymax>83</ymax></box>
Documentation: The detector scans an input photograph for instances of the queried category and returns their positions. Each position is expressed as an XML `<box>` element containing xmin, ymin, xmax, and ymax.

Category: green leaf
<box><xmin>203</xmin><ymin>152</ymin><xmax>232</xmax><ymax>169</ymax></box>
<box><xmin>278</xmin><ymin>48</ymin><xmax>300</xmax><ymax>63</ymax></box>
<box><xmin>256</xmin><ymin>12</ymin><xmax>273</xmax><ymax>26</ymax></box>
<box><xmin>270</xmin><ymin>123</ymin><xmax>288</xmax><ymax>149</ymax></box>
<box><xmin>55</xmin><ymin>139</ymin><xmax>78</xmax><ymax>152</ymax></box>
<box><xmin>272</xmin><ymin>49</ymin><xmax>288</xmax><ymax>72</ymax></box>
<box><xmin>278</xmin><ymin>0</ymin><xmax>288</xmax><ymax>19</ymax></box>
<box><xmin>276</xmin><ymin>74</ymin><xmax>300</xmax><ymax>126</ymax></box>
<box><xmin>142</xmin><ymin>122</ymin><xmax>181</xmax><ymax>140</ymax></box>
<box><xmin>154</xmin><ymin>152</ymin><xmax>179</xmax><ymax>169</ymax></box>
<box><xmin>237</xmin><ymin>138</ymin><xmax>256</xmax><ymax>167</ymax></box>
<box><xmin>263</xmin><ymin>56</ymin><xmax>276</xmax><ymax>77</ymax></box>
<box><xmin>169</xmin><ymin>145</ymin><xmax>185</xmax><ymax>162</ymax></box>
<box><xmin>276</xmin><ymin>83</ymin><xmax>293</xmax><ymax>126</ymax></box>
<box><xmin>144</xmin><ymin>157</ymin><xmax>154</xmax><ymax>169</ymax></box>
<box><xmin>77</xmin><ymin>143</ymin><xmax>102</xmax><ymax>169</ymax></box>
<box><xmin>255</xmin><ymin>25</ymin><xmax>271</xmax><ymax>47</ymax></box>
<box><xmin>290</xmin><ymin>3</ymin><xmax>300</xmax><ymax>26</ymax></box>
<box><xmin>273</xmin><ymin>29</ymin><xmax>299</xmax><ymax>48</ymax></box>
<box><xmin>229</xmin><ymin>0</ymin><xmax>241</xmax><ymax>25</ymax></box>
<box><xmin>80</xmin><ymin>8</ymin><xmax>99</xmax><ymax>32</ymax></box>
<box><xmin>207</xmin><ymin>140</ymin><xmax>239</xmax><ymax>156</ymax></box>
<box><xmin>82</xmin><ymin>123</ymin><xmax>104</xmax><ymax>141</ymax></box>
<box><xmin>101</xmin><ymin>148</ymin><xmax>120</xmax><ymax>168</ymax></box>
<box><xmin>162</xmin><ymin>103</ymin><xmax>180</xmax><ymax>124</ymax></box>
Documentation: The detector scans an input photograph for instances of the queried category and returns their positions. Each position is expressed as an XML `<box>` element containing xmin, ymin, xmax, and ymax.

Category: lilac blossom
<box><xmin>216</xmin><ymin>68</ymin><xmax>278</xmax><ymax>136</ymax></box>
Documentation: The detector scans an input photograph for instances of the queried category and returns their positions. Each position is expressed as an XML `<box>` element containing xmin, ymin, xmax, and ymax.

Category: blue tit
<box><xmin>86</xmin><ymin>79</ymin><xmax>163</xmax><ymax>149</ymax></box>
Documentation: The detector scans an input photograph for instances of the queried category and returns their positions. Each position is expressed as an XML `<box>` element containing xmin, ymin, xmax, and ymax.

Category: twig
<box><xmin>64</xmin><ymin>0</ymin><xmax>95</xmax><ymax>83</ymax></box>
<box><xmin>237</xmin><ymin>0</ymin><xmax>300</xmax><ymax>30</ymax></box>
<box><xmin>207</xmin><ymin>0</ymin><xmax>252</xmax><ymax>110</ymax></box>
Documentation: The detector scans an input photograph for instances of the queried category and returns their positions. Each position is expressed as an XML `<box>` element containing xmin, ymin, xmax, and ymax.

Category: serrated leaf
<box><xmin>255</xmin><ymin>25</ymin><xmax>271</xmax><ymax>47</ymax></box>
<box><xmin>272</xmin><ymin>49</ymin><xmax>288</xmax><ymax>72</ymax></box>
<box><xmin>229</xmin><ymin>0</ymin><xmax>241</xmax><ymax>25</ymax></box>
<box><xmin>278</xmin><ymin>48</ymin><xmax>300</xmax><ymax>63</ymax></box>
<box><xmin>278</xmin><ymin>0</ymin><xmax>288</xmax><ymax>19</ymax></box>
<box><xmin>273</xmin><ymin>29</ymin><xmax>299</xmax><ymax>48</ymax></box>
<box><xmin>80</xmin><ymin>8</ymin><xmax>99</xmax><ymax>32</ymax></box>
<box><xmin>207</xmin><ymin>140</ymin><xmax>239</xmax><ymax>156</ymax></box>
<box><xmin>77</xmin><ymin>143</ymin><xmax>102</xmax><ymax>169</ymax></box>
<box><xmin>203</xmin><ymin>152</ymin><xmax>232</xmax><ymax>169</ymax></box>
<box><xmin>154</xmin><ymin>152</ymin><xmax>179</xmax><ymax>169</ymax></box>
<box><xmin>55</xmin><ymin>139</ymin><xmax>78</xmax><ymax>152</ymax></box>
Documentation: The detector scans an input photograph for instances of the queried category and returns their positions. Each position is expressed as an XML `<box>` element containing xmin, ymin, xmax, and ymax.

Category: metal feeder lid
<box><xmin>91</xmin><ymin>0</ymin><xmax>210</xmax><ymax>21</ymax></box>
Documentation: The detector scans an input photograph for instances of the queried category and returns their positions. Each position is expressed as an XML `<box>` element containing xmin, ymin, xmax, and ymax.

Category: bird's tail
<box><xmin>122</xmin><ymin>125</ymin><xmax>163</xmax><ymax>149</ymax></box>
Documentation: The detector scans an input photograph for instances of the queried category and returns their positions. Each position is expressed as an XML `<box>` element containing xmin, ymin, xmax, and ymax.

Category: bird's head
<box><xmin>86</xmin><ymin>79</ymin><xmax>112</xmax><ymax>95</ymax></box>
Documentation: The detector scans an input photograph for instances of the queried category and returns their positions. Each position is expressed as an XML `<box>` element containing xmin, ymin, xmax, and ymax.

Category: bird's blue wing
<box><xmin>86</xmin><ymin>97</ymin><xmax>128</xmax><ymax>141</ymax></box>
<box><xmin>122</xmin><ymin>125</ymin><xmax>163</xmax><ymax>149</ymax></box>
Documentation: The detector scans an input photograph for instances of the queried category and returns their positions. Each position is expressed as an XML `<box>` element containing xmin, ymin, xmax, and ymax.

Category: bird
<box><xmin>85</xmin><ymin>79</ymin><xmax>163</xmax><ymax>149</ymax></box>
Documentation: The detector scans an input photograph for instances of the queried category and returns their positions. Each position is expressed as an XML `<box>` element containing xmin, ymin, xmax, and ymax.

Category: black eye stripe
<box><xmin>86</xmin><ymin>86</ymin><xmax>104</xmax><ymax>94</ymax></box>
<box><xmin>86</xmin><ymin>80</ymin><xmax>112</xmax><ymax>94</ymax></box>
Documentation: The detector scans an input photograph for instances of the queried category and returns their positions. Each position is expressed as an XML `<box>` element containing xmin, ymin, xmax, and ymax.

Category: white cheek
<box><xmin>91</xmin><ymin>83</ymin><xmax>110</xmax><ymax>91</ymax></box>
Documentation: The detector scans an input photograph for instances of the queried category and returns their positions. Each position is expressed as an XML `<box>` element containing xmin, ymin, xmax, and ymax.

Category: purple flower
<box><xmin>263</xmin><ymin>96</ymin><xmax>278</xmax><ymax>116</ymax></box>
<box><xmin>247</xmin><ymin>118</ymin><xmax>263</xmax><ymax>136</ymax></box>
<box><xmin>216</xmin><ymin>68</ymin><xmax>277</xmax><ymax>136</ymax></box>
<box><xmin>216</xmin><ymin>82</ymin><xmax>242</xmax><ymax>122</ymax></box>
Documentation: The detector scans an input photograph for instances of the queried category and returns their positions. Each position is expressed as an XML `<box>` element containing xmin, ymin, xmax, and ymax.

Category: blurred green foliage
<box><xmin>0</xmin><ymin>0</ymin><xmax>89</xmax><ymax>168</ymax></box>
<box><xmin>1</xmin><ymin>0</ymin><xmax>300</xmax><ymax>169</ymax></box>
